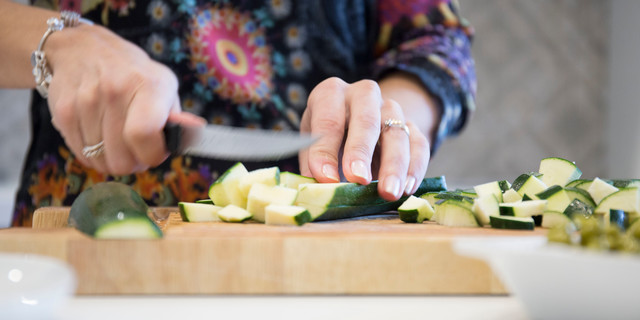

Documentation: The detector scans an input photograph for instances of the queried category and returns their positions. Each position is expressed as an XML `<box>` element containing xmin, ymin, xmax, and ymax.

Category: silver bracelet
<box><xmin>31</xmin><ymin>11</ymin><xmax>93</xmax><ymax>98</ymax></box>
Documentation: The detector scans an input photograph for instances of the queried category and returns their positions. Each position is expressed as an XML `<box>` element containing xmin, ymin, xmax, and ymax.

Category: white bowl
<box><xmin>0</xmin><ymin>253</ymin><xmax>76</xmax><ymax>319</ymax></box>
<box><xmin>454</xmin><ymin>236</ymin><xmax>640</xmax><ymax>320</ymax></box>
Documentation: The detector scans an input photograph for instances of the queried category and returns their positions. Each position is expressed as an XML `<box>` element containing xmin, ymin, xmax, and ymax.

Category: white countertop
<box><xmin>50</xmin><ymin>295</ymin><xmax>529</xmax><ymax>320</ymax></box>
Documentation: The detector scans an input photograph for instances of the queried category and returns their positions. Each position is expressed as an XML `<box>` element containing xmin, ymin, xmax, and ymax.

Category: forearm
<box><xmin>378</xmin><ymin>72</ymin><xmax>441</xmax><ymax>146</ymax></box>
<box><xmin>0</xmin><ymin>0</ymin><xmax>61</xmax><ymax>88</ymax></box>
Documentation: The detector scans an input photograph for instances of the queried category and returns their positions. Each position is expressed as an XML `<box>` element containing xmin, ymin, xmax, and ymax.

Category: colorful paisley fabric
<box><xmin>13</xmin><ymin>0</ymin><xmax>476</xmax><ymax>226</ymax></box>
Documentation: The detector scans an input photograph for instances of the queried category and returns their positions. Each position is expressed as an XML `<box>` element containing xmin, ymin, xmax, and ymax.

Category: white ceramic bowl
<box><xmin>454</xmin><ymin>236</ymin><xmax>640</xmax><ymax>320</ymax></box>
<box><xmin>0</xmin><ymin>253</ymin><xmax>76</xmax><ymax>319</ymax></box>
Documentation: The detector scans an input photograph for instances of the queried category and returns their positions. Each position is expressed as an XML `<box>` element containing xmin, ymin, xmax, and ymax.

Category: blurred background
<box><xmin>1</xmin><ymin>0</ymin><xmax>638</xmax><ymax>226</ymax></box>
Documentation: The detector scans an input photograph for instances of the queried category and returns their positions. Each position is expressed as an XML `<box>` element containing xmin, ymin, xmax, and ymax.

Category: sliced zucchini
<box><xmin>538</xmin><ymin>157</ymin><xmax>582</xmax><ymax>187</ymax></box>
<box><xmin>179</xmin><ymin>202</ymin><xmax>223</xmax><ymax>222</ymax></box>
<box><xmin>512</xmin><ymin>173</ymin><xmax>548</xmax><ymax>200</ymax></box>
<box><xmin>419</xmin><ymin>192</ymin><xmax>441</xmax><ymax>208</ymax></box>
<box><xmin>595</xmin><ymin>187</ymin><xmax>639</xmax><ymax>219</ymax></box>
<box><xmin>398</xmin><ymin>195</ymin><xmax>434</xmax><ymax>223</ymax></box>
<box><xmin>499</xmin><ymin>200</ymin><xmax>547</xmax><ymax>217</ymax></box>
<box><xmin>195</xmin><ymin>199</ymin><xmax>214</xmax><ymax>205</ymax></box>
<box><xmin>472</xmin><ymin>194</ymin><xmax>500</xmax><ymax>226</ymax></box>
<box><xmin>68</xmin><ymin>181</ymin><xmax>162</xmax><ymax>239</ymax></box>
<box><xmin>279</xmin><ymin>172</ymin><xmax>317</xmax><ymax>189</ymax></box>
<box><xmin>536</xmin><ymin>185</ymin><xmax>572</xmax><ymax>212</ymax></box>
<box><xmin>473</xmin><ymin>181</ymin><xmax>503</xmax><ymax>203</ymax></box>
<box><xmin>490</xmin><ymin>215</ymin><xmax>535</xmax><ymax>230</ymax></box>
<box><xmin>564</xmin><ymin>187</ymin><xmax>596</xmax><ymax>208</ymax></box>
<box><xmin>566</xmin><ymin>179</ymin><xmax>591</xmax><ymax>188</ymax></box>
<box><xmin>238</xmin><ymin>166</ymin><xmax>280</xmax><ymax>198</ymax></box>
<box><xmin>611</xmin><ymin>179</ymin><xmax>640</xmax><ymax>189</ymax></box>
<box><xmin>541</xmin><ymin>211</ymin><xmax>575</xmax><ymax>230</ymax></box>
<box><xmin>218</xmin><ymin>205</ymin><xmax>253</xmax><ymax>223</ymax></box>
<box><xmin>498</xmin><ymin>180</ymin><xmax>512</xmax><ymax>192</ymax></box>
<box><xmin>563</xmin><ymin>199</ymin><xmax>594</xmax><ymax>220</ymax></box>
<box><xmin>609</xmin><ymin>209</ymin><xmax>630</xmax><ymax>231</ymax></box>
<box><xmin>438</xmin><ymin>200</ymin><xmax>479</xmax><ymax>228</ymax></box>
<box><xmin>247</xmin><ymin>184</ymin><xmax>298</xmax><ymax>222</ymax></box>
<box><xmin>208</xmin><ymin>162</ymin><xmax>249</xmax><ymax>208</ymax></box>
<box><xmin>265</xmin><ymin>204</ymin><xmax>312</xmax><ymax>226</ymax></box>
<box><xmin>587</xmin><ymin>177</ymin><xmax>619</xmax><ymax>205</ymax></box>
<box><xmin>502</xmin><ymin>188</ymin><xmax>523</xmax><ymax>203</ymax></box>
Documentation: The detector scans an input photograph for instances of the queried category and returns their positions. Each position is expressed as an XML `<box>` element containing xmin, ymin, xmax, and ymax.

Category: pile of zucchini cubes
<box><xmin>404</xmin><ymin>157</ymin><xmax>640</xmax><ymax>253</ymax></box>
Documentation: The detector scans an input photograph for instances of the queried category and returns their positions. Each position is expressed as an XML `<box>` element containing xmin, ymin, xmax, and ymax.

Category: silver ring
<box><xmin>382</xmin><ymin>118</ymin><xmax>410</xmax><ymax>137</ymax></box>
<box><xmin>82</xmin><ymin>141</ymin><xmax>105</xmax><ymax>158</ymax></box>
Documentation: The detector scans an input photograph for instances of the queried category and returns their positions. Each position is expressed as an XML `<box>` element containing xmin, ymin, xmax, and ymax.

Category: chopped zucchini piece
<box><xmin>279</xmin><ymin>172</ymin><xmax>317</xmax><ymax>189</ymax></box>
<box><xmin>472</xmin><ymin>194</ymin><xmax>500</xmax><ymax>226</ymax></box>
<box><xmin>474</xmin><ymin>181</ymin><xmax>504</xmax><ymax>203</ymax></box>
<box><xmin>564</xmin><ymin>187</ymin><xmax>596</xmax><ymax>208</ymax></box>
<box><xmin>609</xmin><ymin>209</ymin><xmax>631</xmax><ymax>231</ymax></box>
<box><xmin>502</xmin><ymin>188</ymin><xmax>523</xmax><ymax>203</ymax></box>
<box><xmin>238</xmin><ymin>166</ymin><xmax>280</xmax><ymax>198</ymax></box>
<box><xmin>490</xmin><ymin>215</ymin><xmax>535</xmax><ymax>230</ymax></box>
<box><xmin>512</xmin><ymin>173</ymin><xmax>548</xmax><ymax>200</ymax></box>
<box><xmin>563</xmin><ymin>199</ymin><xmax>594</xmax><ymax>220</ymax></box>
<box><xmin>247</xmin><ymin>184</ymin><xmax>298</xmax><ymax>222</ymax></box>
<box><xmin>179</xmin><ymin>202</ymin><xmax>223</xmax><ymax>222</ymax></box>
<box><xmin>438</xmin><ymin>200</ymin><xmax>479</xmax><ymax>228</ymax></box>
<box><xmin>499</xmin><ymin>200</ymin><xmax>547</xmax><ymax>217</ymax></box>
<box><xmin>541</xmin><ymin>211</ymin><xmax>575</xmax><ymax>231</ymax></box>
<box><xmin>538</xmin><ymin>157</ymin><xmax>582</xmax><ymax>187</ymax></box>
<box><xmin>208</xmin><ymin>162</ymin><xmax>249</xmax><ymax>208</ymax></box>
<box><xmin>536</xmin><ymin>185</ymin><xmax>572</xmax><ymax>212</ymax></box>
<box><xmin>587</xmin><ymin>177</ymin><xmax>619</xmax><ymax>205</ymax></box>
<box><xmin>265</xmin><ymin>204</ymin><xmax>312</xmax><ymax>226</ymax></box>
<box><xmin>218</xmin><ymin>205</ymin><xmax>253</xmax><ymax>223</ymax></box>
<box><xmin>398</xmin><ymin>195</ymin><xmax>434</xmax><ymax>223</ymax></box>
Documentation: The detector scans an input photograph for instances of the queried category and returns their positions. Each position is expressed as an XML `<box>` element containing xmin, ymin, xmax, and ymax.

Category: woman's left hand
<box><xmin>299</xmin><ymin>77</ymin><xmax>431</xmax><ymax>201</ymax></box>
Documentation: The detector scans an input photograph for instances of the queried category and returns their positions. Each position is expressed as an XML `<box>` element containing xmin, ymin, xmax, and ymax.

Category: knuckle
<box><xmin>354</xmin><ymin>79</ymin><xmax>381</xmax><ymax>94</ymax></box>
<box><xmin>348</xmin><ymin>143</ymin><xmax>374</xmax><ymax>160</ymax></box>
<box><xmin>106</xmin><ymin>160</ymin><xmax>136</xmax><ymax>176</ymax></box>
<box><xmin>52</xmin><ymin>101</ymin><xmax>75</xmax><ymax>128</ymax></box>
<box><xmin>319</xmin><ymin>77</ymin><xmax>347</xmax><ymax>91</ymax></box>
<box><xmin>316</xmin><ymin>117</ymin><xmax>344</xmax><ymax>133</ymax></box>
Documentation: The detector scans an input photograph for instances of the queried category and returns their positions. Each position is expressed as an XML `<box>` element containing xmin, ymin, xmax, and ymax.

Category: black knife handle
<box><xmin>163</xmin><ymin>122</ymin><xmax>182</xmax><ymax>155</ymax></box>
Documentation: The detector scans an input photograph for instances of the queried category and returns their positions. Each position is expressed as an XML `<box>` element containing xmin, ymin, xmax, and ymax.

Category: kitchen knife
<box><xmin>163</xmin><ymin>122</ymin><xmax>316</xmax><ymax>161</ymax></box>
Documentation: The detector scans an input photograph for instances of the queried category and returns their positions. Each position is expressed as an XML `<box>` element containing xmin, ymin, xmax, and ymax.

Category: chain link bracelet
<box><xmin>31</xmin><ymin>11</ymin><xmax>93</xmax><ymax>98</ymax></box>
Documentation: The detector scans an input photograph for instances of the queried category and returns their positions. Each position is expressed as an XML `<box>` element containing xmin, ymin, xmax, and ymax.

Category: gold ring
<box><xmin>382</xmin><ymin>119</ymin><xmax>410</xmax><ymax>137</ymax></box>
<box><xmin>82</xmin><ymin>141</ymin><xmax>105</xmax><ymax>158</ymax></box>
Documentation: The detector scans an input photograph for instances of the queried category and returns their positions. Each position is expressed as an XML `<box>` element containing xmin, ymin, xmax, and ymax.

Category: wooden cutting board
<box><xmin>0</xmin><ymin>207</ymin><xmax>546</xmax><ymax>295</ymax></box>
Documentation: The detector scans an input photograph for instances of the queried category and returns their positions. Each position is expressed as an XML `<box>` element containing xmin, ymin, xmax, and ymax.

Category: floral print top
<box><xmin>13</xmin><ymin>0</ymin><xmax>476</xmax><ymax>226</ymax></box>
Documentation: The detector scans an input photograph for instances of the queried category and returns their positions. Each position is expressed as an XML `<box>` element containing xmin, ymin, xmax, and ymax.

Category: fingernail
<box><xmin>322</xmin><ymin>163</ymin><xmax>340</xmax><ymax>182</ymax></box>
<box><xmin>351</xmin><ymin>160</ymin><xmax>369</xmax><ymax>181</ymax></box>
<box><xmin>404</xmin><ymin>176</ymin><xmax>417</xmax><ymax>195</ymax></box>
<box><xmin>384</xmin><ymin>175</ymin><xmax>401</xmax><ymax>198</ymax></box>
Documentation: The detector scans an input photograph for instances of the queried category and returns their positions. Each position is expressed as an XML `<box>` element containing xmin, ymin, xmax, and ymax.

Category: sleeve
<box><xmin>372</xmin><ymin>0</ymin><xmax>476</xmax><ymax>153</ymax></box>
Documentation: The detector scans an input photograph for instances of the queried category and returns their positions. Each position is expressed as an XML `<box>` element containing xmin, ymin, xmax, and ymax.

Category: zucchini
<box><xmin>587</xmin><ymin>177</ymin><xmax>619</xmax><ymax>205</ymax></box>
<box><xmin>564</xmin><ymin>187</ymin><xmax>596</xmax><ymax>208</ymax></box>
<box><xmin>611</xmin><ymin>179</ymin><xmax>640</xmax><ymax>189</ymax></box>
<box><xmin>512</xmin><ymin>173</ymin><xmax>548</xmax><ymax>200</ymax></box>
<box><xmin>490</xmin><ymin>215</ymin><xmax>535</xmax><ymax>230</ymax></box>
<box><xmin>265</xmin><ymin>204</ymin><xmax>312</xmax><ymax>226</ymax></box>
<box><xmin>195</xmin><ymin>199</ymin><xmax>214</xmax><ymax>205</ymax></box>
<box><xmin>218</xmin><ymin>205</ymin><xmax>253</xmax><ymax>223</ymax></box>
<box><xmin>473</xmin><ymin>181</ymin><xmax>503</xmax><ymax>202</ymax></box>
<box><xmin>563</xmin><ymin>199</ymin><xmax>594</xmax><ymax>220</ymax></box>
<box><xmin>541</xmin><ymin>211</ymin><xmax>575</xmax><ymax>230</ymax></box>
<box><xmin>498</xmin><ymin>180</ymin><xmax>512</xmax><ymax>192</ymax></box>
<box><xmin>609</xmin><ymin>209</ymin><xmax>630</xmax><ymax>231</ymax></box>
<box><xmin>502</xmin><ymin>188</ymin><xmax>523</xmax><ymax>203</ymax></box>
<box><xmin>208</xmin><ymin>162</ymin><xmax>249</xmax><ymax>208</ymax></box>
<box><xmin>499</xmin><ymin>200</ymin><xmax>547</xmax><ymax>217</ymax></box>
<box><xmin>536</xmin><ymin>185</ymin><xmax>572</xmax><ymax>212</ymax></box>
<box><xmin>247</xmin><ymin>184</ymin><xmax>298</xmax><ymax>222</ymax></box>
<box><xmin>68</xmin><ymin>181</ymin><xmax>162</xmax><ymax>239</ymax></box>
<box><xmin>238</xmin><ymin>166</ymin><xmax>280</xmax><ymax>198</ymax></box>
<box><xmin>398</xmin><ymin>195</ymin><xmax>434</xmax><ymax>223</ymax></box>
<box><xmin>595</xmin><ymin>187</ymin><xmax>639</xmax><ymax>217</ymax></box>
<box><xmin>472</xmin><ymin>194</ymin><xmax>500</xmax><ymax>226</ymax></box>
<box><xmin>279</xmin><ymin>172</ymin><xmax>317</xmax><ymax>189</ymax></box>
<box><xmin>179</xmin><ymin>202</ymin><xmax>222</xmax><ymax>222</ymax></box>
<box><xmin>419</xmin><ymin>192</ymin><xmax>441</xmax><ymax>208</ymax></box>
<box><xmin>538</xmin><ymin>157</ymin><xmax>582</xmax><ymax>187</ymax></box>
<box><xmin>438</xmin><ymin>200</ymin><xmax>479</xmax><ymax>228</ymax></box>
<box><xmin>295</xmin><ymin>176</ymin><xmax>446</xmax><ymax>209</ymax></box>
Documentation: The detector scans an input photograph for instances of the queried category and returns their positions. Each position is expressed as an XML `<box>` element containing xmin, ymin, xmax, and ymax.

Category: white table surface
<box><xmin>49</xmin><ymin>295</ymin><xmax>529</xmax><ymax>320</ymax></box>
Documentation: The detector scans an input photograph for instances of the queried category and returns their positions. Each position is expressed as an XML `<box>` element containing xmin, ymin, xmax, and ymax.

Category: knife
<box><xmin>163</xmin><ymin>122</ymin><xmax>316</xmax><ymax>161</ymax></box>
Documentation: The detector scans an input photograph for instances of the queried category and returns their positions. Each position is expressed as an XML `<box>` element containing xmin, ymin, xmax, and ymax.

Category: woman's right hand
<box><xmin>44</xmin><ymin>23</ymin><xmax>203</xmax><ymax>175</ymax></box>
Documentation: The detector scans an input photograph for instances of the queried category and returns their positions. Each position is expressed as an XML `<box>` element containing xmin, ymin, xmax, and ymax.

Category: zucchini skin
<box><xmin>313</xmin><ymin>177</ymin><xmax>446</xmax><ymax>221</ymax></box>
<box><xmin>68</xmin><ymin>181</ymin><xmax>162</xmax><ymax>238</ymax></box>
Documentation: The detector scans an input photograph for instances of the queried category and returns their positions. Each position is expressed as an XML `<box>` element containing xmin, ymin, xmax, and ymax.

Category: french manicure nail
<box><xmin>351</xmin><ymin>160</ymin><xmax>369</xmax><ymax>181</ymax></box>
<box><xmin>322</xmin><ymin>163</ymin><xmax>340</xmax><ymax>182</ymax></box>
<box><xmin>404</xmin><ymin>176</ymin><xmax>416</xmax><ymax>195</ymax></box>
<box><xmin>384</xmin><ymin>175</ymin><xmax>401</xmax><ymax>198</ymax></box>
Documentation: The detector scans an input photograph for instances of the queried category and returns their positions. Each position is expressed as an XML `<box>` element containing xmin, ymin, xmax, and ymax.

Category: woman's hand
<box><xmin>299</xmin><ymin>77</ymin><xmax>433</xmax><ymax>201</ymax></box>
<box><xmin>44</xmin><ymin>24</ymin><xmax>203</xmax><ymax>175</ymax></box>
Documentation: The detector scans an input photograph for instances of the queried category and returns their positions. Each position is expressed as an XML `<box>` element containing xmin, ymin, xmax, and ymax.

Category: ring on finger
<box><xmin>82</xmin><ymin>141</ymin><xmax>105</xmax><ymax>159</ymax></box>
<box><xmin>382</xmin><ymin>118</ymin><xmax>410</xmax><ymax>137</ymax></box>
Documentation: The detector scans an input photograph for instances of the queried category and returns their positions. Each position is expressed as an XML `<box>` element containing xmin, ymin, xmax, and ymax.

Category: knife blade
<box><xmin>163</xmin><ymin>122</ymin><xmax>316</xmax><ymax>161</ymax></box>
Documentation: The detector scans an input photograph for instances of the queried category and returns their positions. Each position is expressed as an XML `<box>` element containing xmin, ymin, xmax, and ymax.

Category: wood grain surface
<box><xmin>0</xmin><ymin>207</ymin><xmax>546</xmax><ymax>295</ymax></box>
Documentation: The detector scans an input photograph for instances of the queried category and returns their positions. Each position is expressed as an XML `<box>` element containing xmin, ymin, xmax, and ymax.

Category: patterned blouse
<box><xmin>13</xmin><ymin>0</ymin><xmax>476</xmax><ymax>226</ymax></box>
